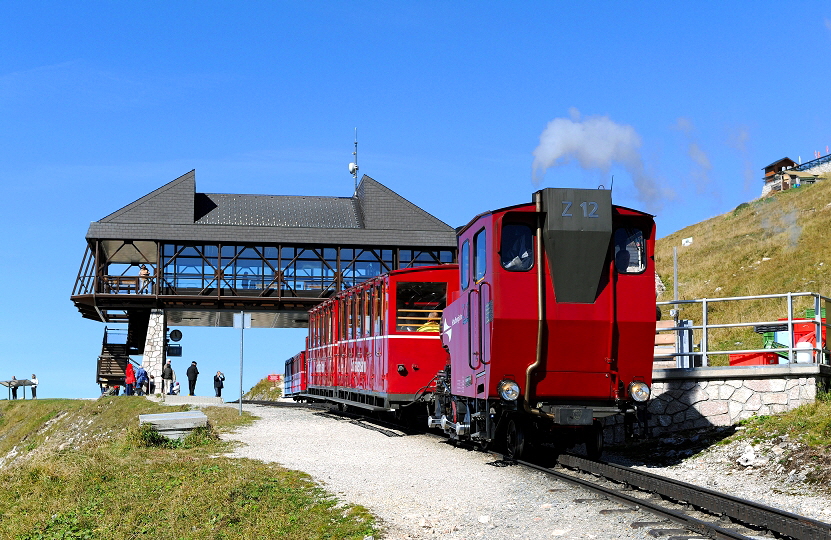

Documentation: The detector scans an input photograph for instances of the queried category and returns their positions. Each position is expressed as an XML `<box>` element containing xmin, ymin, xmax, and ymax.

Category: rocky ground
<box><xmin>606</xmin><ymin>425</ymin><xmax>831</xmax><ymax>522</ymax></box>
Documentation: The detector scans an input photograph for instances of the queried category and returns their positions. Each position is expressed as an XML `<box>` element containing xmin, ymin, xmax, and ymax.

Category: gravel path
<box><xmin>222</xmin><ymin>403</ymin><xmax>658</xmax><ymax>539</ymax></box>
<box><xmin>221</xmin><ymin>402</ymin><xmax>831</xmax><ymax>539</ymax></box>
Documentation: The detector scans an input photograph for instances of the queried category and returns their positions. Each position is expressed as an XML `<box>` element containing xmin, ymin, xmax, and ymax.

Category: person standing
<box><xmin>124</xmin><ymin>363</ymin><xmax>136</xmax><ymax>396</ymax></box>
<box><xmin>134</xmin><ymin>365</ymin><xmax>147</xmax><ymax>396</ymax></box>
<box><xmin>10</xmin><ymin>376</ymin><xmax>17</xmax><ymax>400</ymax></box>
<box><xmin>186</xmin><ymin>361</ymin><xmax>199</xmax><ymax>396</ymax></box>
<box><xmin>138</xmin><ymin>264</ymin><xmax>150</xmax><ymax>293</ymax></box>
<box><xmin>162</xmin><ymin>360</ymin><xmax>174</xmax><ymax>395</ymax></box>
<box><xmin>148</xmin><ymin>374</ymin><xmax>156</xmax><ymax>395</ymax></box>
<box><xmin>30</xmin><ymin>374</ymin><xmax>38</xmax><ymax>399</ymax></box>
<box><xmin>213</xmin><ymin>371</ymin><xmax>225</xmax><ymax>398</ymax></box>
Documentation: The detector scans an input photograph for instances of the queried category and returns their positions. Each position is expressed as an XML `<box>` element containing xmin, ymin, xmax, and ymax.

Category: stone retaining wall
<box><xmin>604</xmin><ymin>364</ymin><xmax>831</xmax><ymax>444</ymax></box>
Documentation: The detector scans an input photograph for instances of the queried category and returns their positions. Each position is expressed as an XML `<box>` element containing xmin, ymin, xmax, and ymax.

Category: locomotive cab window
<box><xmin>396</xmin><ymin>281</ymin><xmax>447</xmax><ymax>332</ymax></box>
<box><xmin>473</xmin><ymin>228</ymin><xmax>487</xmax><ymax>282</ymax></box>
<box><xmin>500</xmin><ymin>224</ymin><xmax>534</xmax><ymax>271</ymax></box>
<box><xmin>460</xmin><ymin>240</ymin><xmax>470</xmax><ymax>290</ymax></box>
<box><xmin>614</xmin><ymin>228</ymin><xmax>646</xmax><ymax>274</ymax></box>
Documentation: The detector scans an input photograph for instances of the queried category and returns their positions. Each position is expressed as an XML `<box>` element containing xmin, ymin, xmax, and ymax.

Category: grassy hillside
<box><xmin>655</xmin><ymin>176</ymin><xmax>831</xmax><ymax>364</ymax></box>
<box><xmin>0</xmin><ymin>398</ymin><xmax>377</xmax><ymax>539</ymax></box>
<box><xmin>245</xmin><ymin>377</ymin><xmax>284</xmax><ymax>401</ymax></box>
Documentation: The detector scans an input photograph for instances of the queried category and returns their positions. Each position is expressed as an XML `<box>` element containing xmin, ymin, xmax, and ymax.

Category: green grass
<box><xmin>736</xmin><ymin>391</ymin><xmax>831</xmax><ymax>447</ymax></box>
<box><xmin>244</xmin><ymin>378</ymin><xmax>284</xmax><ymax>401</ymax></box>
<box><xmin>0</xmin><ymin>399</ymin><xmax>377</xmax><ymax>539</ymax></box>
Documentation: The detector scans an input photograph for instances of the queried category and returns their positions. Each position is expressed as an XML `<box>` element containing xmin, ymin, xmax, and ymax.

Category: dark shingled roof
<box><xmin>86</xmin><ymin>170</ymin><xmax>456</xmax><ymax>248</ymax></box>
<box><xmin>194</xmin><ymin>194</ymin><xmax>361</xmax><ymax>228</ymax></box>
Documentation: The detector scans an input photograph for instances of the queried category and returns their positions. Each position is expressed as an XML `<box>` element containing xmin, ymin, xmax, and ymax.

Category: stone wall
<box><xmin>141</xmin><ymin>309</ymin><xmax>166</xmax><ymax>390</ymax></box>
<box><xmin>603</xmin><ymin>364</ymin><xmax>830</xmax><ymax>444</ymax></box>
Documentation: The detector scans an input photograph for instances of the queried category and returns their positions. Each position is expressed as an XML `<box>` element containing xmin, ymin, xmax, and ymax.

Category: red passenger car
<box><xmin>300</xmin><ymin>265</ymin><xmax>459</xmax><ymax>411</ymax></box>
<box><xmin>283</xmin><ymin>350</ymin><xmax>307</xmax><ymax>397</ymax></box>
<box><xmin>429</xmin><ymin>188</ymin><xmax>655</xmax><ymax>459</ymax></box>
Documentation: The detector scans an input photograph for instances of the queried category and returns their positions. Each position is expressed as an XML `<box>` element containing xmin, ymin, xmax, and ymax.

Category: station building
<box><xmin>70</xmin><ymin>170</ymin><xmax>457</xmax><ymax>386</ymax></box>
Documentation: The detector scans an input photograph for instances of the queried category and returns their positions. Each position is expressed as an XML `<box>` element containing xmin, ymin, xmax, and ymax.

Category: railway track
<box><xmin>515</xmin><ymin>453</ymin><xmax>831</xmax><ymax>540</ymax></box>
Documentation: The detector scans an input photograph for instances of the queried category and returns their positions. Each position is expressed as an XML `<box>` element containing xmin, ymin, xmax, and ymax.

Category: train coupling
<box><xmin>427</xmin><ymin>415</ymin><xmax>470</xmax><ymax>437</ymax></box>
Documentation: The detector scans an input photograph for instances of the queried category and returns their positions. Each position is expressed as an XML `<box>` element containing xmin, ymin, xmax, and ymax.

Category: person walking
<box><xmin>213</xmin><ymin>371</ymin><xmax>225</xmax><ymax>398</ymax></box>
<box><xmin>186</xmin><ymin>361</ymin><xmax>199</xmax><ymax>396</ymax></box>
<box><xmin>162</xmin><ymin>360</ymin><xmax>174</xmax><ymax>395</ymax></box>
<box><xmin>124</xmin><ymin>363</ymin><xmax>136</xmax><ymax>396</ymax></box>
<box><xmin>30</xmin><ymin>374</ymin><xmax>38</xmax><ymax>399</ymax></box>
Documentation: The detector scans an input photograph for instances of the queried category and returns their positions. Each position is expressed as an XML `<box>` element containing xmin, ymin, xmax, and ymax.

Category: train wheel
<box><xmin>506</xmin><ymin>418</ymin><xmax>528</xmax><ymax>461</ymax></box>
<box><xmin>585</xmin><ymin>421</ymin><xmax>604</xmax><ymax>460</ymax></box>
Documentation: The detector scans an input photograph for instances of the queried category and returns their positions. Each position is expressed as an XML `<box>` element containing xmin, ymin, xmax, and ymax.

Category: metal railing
<box><xmin>657</xmin><ymin>292</ymin><xmax>830</xmax><ymax>367</ymax></box>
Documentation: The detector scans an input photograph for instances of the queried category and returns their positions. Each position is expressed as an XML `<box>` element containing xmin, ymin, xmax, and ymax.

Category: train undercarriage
<box><xmin>425</xmin><ymin>368</ymin><xmax>647</xmax><ymax>461</ymax></box>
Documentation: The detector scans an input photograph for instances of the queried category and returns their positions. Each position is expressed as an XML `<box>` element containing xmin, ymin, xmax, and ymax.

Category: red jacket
<box><xmin>125</xmin><ymin>363</ymin><xmax>136</xmax><ymax>385</ymax></box>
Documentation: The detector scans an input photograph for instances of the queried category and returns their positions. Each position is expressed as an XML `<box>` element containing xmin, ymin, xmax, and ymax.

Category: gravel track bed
<box><xmin>607</xmin><ymin>441</ymin><xmax>831</xmax><ymax>524</ymax></box>
<box><xmin>221</xmin><ymin>403</ymin><xmax>831</xmax><ymax>539</ymax></box>
<box><xmin>222</xmin><ymin>403</ymin><xmax>658</xmax><ymax>539</ymax></box>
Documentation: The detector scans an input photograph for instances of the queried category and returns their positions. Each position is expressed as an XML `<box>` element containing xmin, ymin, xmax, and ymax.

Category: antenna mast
<box><xmin>348</xmin><ymin>128</ymin><xmax>359</xmax><ymax>191</ymax></box>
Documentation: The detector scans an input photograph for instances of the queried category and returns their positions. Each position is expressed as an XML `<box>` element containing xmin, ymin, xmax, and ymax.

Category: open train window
<box><xmin>614</xmin><ymin>228</ymin><xmax>646</xmax><ymax>274</ymax></box>
<box><xmin>396</xmin><ymin>281</ymin><xmax>447</xmax><ymax>332</ymax></box>
<box><xmin>500</xmin><ymin>224</ymin><xmax>533</xmax><ymax>271</ymax></box>
<box><xmin>460</xmin><ymin>240</ymin><xmax>470</xmax><ymax>290</ymax></box>
<box><xmin>473</xmin><ymin>228</ymin><xmax>487</xmax><ymax>282</ymax></box>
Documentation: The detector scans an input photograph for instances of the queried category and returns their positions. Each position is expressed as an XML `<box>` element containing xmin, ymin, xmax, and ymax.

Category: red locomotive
<box><xmin>291</xmin><ymin>187</ymin><xmax>656</xmax><ymax>459</ymax></box>
<box><xmin>431</xmin><ymin>187</ymin><xmax>655</xmax><ymax>459</ymax></box>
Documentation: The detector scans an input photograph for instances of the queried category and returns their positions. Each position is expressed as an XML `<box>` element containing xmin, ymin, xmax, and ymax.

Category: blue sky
<box><xmin>2</xmin><ymin>2</ymin><xmax>830</xmax><ymax>399</ymax></box>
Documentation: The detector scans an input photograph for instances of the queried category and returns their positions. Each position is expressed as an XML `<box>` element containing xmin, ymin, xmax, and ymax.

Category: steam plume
<box><xmin>672</xmin><ymin>117</ymin><xmax>713</xmax><ymax>196</ymax></box>
<box><xmin>531</xmin><ymin>108</ymin><xmax>669</xmax><ymax>208</ymax></box>
<box><xmin>728</xmin><ymin>126</ymin><xmax>755</xmax><ymax>192</ymax></box>
<box><xmin>761</xmin><ymin>206</ymin><xmax>802</xmax><ymax>249</ymax></box>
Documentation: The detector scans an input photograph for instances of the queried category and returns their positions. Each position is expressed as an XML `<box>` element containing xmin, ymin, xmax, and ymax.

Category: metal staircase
<box><xmin>96</xmin><ymin>327</ymin><xmax>132</xmax><ymax>386</ymax></box>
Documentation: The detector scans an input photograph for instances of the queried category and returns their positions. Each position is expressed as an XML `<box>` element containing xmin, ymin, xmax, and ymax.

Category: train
<box><xmin>285</xmin><ymin>187</ymin><xmax>656</xmax><ymax>459</ymax></box>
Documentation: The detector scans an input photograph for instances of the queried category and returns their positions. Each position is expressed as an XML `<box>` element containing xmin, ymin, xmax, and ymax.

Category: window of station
<box><xmin>155</xmin><ymin>244</ymin><xmax>456</xmax><ymax>296</ymax></box>
<box><xmin>614</xmin><ymin>228</ymin><xmax>646</xmax><ymax>274</ymax></box>
<box><xmin>500</xmin><ymin>224</ymin><xmax>534</xmax><ymax>271</ymax></box>
<box><xmin>395</xmin><ymin>281</ymin><xmax>447</xmax><ymax>332</ymax></box>
<box><xmin>473</xmin><ymin>229</ymin><xmax>487</xmax><ymax>282</ymax></box>
<box><xmin>399</xmin><ymin>249</ymin><xmax>454</xmax><ymax>269</ymax></box>
<box><xmin>460</xmin><ymin>240</ymin><xmax>470</xmax><ymax>290</ymax></box>
<box><xmin>341</xmin><ymin>249</ymin><xmax>392</xmax><ymax>288</ymax></box>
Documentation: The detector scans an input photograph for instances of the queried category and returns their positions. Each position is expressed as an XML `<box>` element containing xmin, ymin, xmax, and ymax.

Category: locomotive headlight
<box><xmin>628</xmin><ymin>381</ymin><xmax>651</xmax><ymax>402</ymax></box>
<box><xmin>498</xmin><ymin>380</ymin><xmax>520</xmax><ymax>401</ymax></box>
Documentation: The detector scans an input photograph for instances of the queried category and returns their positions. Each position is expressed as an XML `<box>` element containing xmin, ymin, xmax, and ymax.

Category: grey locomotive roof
<box><xmin>86</xmin><ymin>170</ymin><xmax>456</xmax><ymax>248</ymax></box>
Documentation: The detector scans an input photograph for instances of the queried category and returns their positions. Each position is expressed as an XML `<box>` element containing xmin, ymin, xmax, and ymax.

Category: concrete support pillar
<box><xmin>142</xmin><ymin>309</ymin><xmax>166</xmax><ymax>393</ymax></box>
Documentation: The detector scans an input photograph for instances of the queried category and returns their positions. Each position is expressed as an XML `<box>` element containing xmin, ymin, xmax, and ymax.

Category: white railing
<box><xmin>657</xmin><ymin>292</ymin><xmax>830</xmax><ymax>367</ymax></box>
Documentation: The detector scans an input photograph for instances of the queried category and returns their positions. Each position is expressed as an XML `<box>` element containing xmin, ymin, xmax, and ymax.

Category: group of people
<box><xmin>7</xmin><ymin>375</ymin><xmax>37</xmax><ymax>400</ymax></box>
<box><xmin>101</xmin><ymin>364</ymin><xmax>155</xmax><ymax>396</ymax></box>
<box><xmin>98</xmin><ymin>360</ymin><xmax>226</xmax><ymax>398</ymax></box>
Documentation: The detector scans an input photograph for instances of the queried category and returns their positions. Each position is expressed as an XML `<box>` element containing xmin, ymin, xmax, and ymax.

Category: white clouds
<box><xmin>531</xmin><ymin>109</ymin><xmax>671</xmax><ymax>209</ymax></box>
